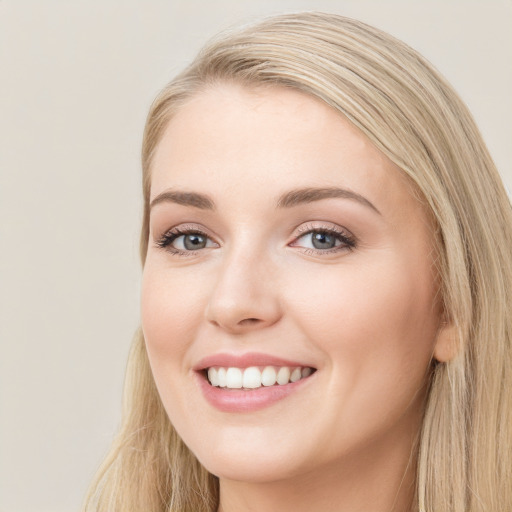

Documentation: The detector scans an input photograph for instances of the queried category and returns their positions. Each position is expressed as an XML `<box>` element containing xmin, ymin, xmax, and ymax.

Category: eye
<box><xmin>304</xmin><ymin>231</ymin><xmax>339</xmax><ymax>250</ymax></box>
<box><xmin>291</xmin><ymin>225</ymin><xmax>356</xmax><ymax>254</ymax></box>
<box><xmin>173</xmin><ymin>233</ymin><xmax>211</xmax><ymax>250</ymax></box>
<box><xmin>155</xmin><ymin>227</ymin><xmax>218</xmax><ymax>254</ymax></box>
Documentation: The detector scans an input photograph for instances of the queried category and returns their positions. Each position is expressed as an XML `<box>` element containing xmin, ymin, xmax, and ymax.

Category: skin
<box><xmin>141</xmin><ymin>83</ymin><xmax>453</xmax><ymax>512</ymax></box>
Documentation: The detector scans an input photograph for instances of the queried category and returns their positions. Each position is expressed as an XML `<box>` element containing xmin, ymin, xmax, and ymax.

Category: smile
<box><xmin>195</xmin><ymin>353</ymin><xmax>317</xmax><ymax>412</ymax></box>
<box><xmin>207</xmin><ymin>366</ymin><xmax>314</xmax><ymax>389</ymax></box>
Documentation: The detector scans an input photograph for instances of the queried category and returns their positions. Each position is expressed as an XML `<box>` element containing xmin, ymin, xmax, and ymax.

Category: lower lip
<box><xmin>196</xmin><ymin>372</ymin><xmax>313</xmax><ymax>413</ymax></box>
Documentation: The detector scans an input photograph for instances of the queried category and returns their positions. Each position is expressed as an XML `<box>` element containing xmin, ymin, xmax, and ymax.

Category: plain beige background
<box><xmin>1</xmin><ymin>1</ymin><xmax>511</xmax><ymax>511</ymax></box>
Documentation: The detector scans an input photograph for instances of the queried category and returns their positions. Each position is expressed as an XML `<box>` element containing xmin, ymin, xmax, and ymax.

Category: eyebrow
<box><xmin>150</xmin><ymin>186</ymin><xmax>380</xmax><ymax>214</ymax></box>
<box><xmin>276</xmin><ymin>186</ymin><xmax>380</xmax><ymax>214</ymax></box>
<box><xmin>150</xmin><ymin>190</ymin><xmax>215</xmax><ymax>210</ymax></box>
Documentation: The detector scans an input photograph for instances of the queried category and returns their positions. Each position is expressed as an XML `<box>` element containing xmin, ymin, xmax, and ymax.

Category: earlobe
<box><xmin>433</xmin><ymin>320</ymin><xmax>459</xmax><ymax>363</ymax></box>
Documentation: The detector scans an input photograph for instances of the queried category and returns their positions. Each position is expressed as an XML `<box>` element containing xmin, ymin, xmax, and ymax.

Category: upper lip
<box><xmin>193</xmin><ymin>352</ymin><xmax>315</xmax><ymax>371</ymax></box>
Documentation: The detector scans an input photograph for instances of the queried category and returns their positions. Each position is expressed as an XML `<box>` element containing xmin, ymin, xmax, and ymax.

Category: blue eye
<box><xmin>175</xmin><ymin>233</ymin><xmax>208</xmax><ymax>250</ymax></box>
<box><xmin>155</xmin><ymin>224</ymin><xmax>355</xmax><ymax>256</ymax></box>
<box><xmin>307</xmin><ymin>232</ymin><xmax>339</xmax><ymax>250</ymax></box>
<box><xmin>292</xmin><ymin>227</ymin><xmax>356</xmax><ymax>253</ymax></box>
<box><xmin>156</xmin><ymin>229</ymin><xmax>217</xmax><ymax>253</ymax></box>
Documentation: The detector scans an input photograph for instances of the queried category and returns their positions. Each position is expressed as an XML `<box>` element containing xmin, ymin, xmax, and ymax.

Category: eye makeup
<box><xmin>291</xmin><ymin>222</ymin><xmax>357</xmax><ymax>255</ymax></box>
<box><xmin>154</xmin><ymin>224</ymin><xmax>218</xmax><ymax>256</ymax></box>
<box><xmin>154</xmin><ymin>220</ymin><xmax>357</xmax><ymax>258</ymax></box>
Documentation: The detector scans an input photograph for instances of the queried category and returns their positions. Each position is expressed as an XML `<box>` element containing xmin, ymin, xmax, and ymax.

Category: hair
<box><xmin>84</xmin><ymin>11</ymin><xmax>512</xmax><ymax>512</ymax></box>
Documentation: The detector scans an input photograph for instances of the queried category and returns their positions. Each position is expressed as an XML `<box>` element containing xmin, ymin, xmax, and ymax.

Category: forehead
<box><xmin>150</xmin><ymin>83</ymin><xmax>421</xmax><ymax>222</ymax></box>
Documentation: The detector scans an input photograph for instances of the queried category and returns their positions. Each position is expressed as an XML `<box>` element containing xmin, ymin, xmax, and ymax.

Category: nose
<box><xmin>205</xmin><ymin>249</ymin><xmax>282</xmax><ymax>334</ymax></box>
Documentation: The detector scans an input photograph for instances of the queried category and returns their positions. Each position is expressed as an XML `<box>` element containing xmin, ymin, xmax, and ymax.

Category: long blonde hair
<box><xmin>84</xmin><ymin>12</ymin><xmax>512</xmax><ymax>512</ymax></box>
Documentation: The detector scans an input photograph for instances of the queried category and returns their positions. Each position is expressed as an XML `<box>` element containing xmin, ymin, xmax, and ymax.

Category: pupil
<box><xmin>184</xmin><ymin>234</ymin><xmax>206</xmax><ymax>250</ymax></box>
<box><xmin>312</xmin><ymin>232</ymin><xmax>336</xmax><ymax>249</ymax></box>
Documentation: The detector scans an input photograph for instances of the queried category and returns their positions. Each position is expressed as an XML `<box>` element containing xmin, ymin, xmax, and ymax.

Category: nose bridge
<box><xmin>206</xmin><ymin>234</ymin><xmax>281</xmax><ymax>332</ymax></box>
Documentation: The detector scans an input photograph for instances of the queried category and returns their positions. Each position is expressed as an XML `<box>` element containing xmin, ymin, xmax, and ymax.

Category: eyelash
<box><xmin>155</xmin><ymin>224</ymin><xmax>356</xmax><ymax>256</ymax></box>
<box><xmin>293</xmin><ymin>223</ymin><xmax>356</xmax><ymax>255</ymax></box>
<box><xmin>155</xmin><ymin>226</ymin><xmax>212</xmax><ymax>256</ymax></box>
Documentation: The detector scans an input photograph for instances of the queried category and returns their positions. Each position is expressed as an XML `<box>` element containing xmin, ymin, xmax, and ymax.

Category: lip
<box><xmin>193</xmin><ymin>352</ymin><xmax>316</xmax><ymax>413</ymax></box>
<box><xmin>196</xmin><ymin>371</ymin><xmax>314</xmax><ymax>413</ymax></box>
<box><xmin>193</xmin><ymin>351</ymin><xmax>314</xmax><ymax>371</ymax></box>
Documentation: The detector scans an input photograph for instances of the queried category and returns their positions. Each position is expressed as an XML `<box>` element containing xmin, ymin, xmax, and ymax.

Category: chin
<box><xmin>199</xmin><ymin>453</ymin><xmax>300</xmax><ymax>484</ymax></box>
<box><xmin>185</xmin><ymin>432</ymin><xmax>308</xmax><ymax>484</ymax></box>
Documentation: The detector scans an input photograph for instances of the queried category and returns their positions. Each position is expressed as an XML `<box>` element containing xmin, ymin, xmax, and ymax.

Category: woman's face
<box><xmin>142</xmin><ymin>83</ymin><xmax>448</xmax><ymax>483</ymax></box>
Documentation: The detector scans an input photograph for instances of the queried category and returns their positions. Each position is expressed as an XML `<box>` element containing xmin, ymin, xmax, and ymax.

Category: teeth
<box><xmin>226</xmin><ymin>367</ymin><xmax>243</xmax><ymax>388</ymax></box>
<box><xmin>217</xmin><ymin>367</ymin><xmax>227</xmax><ymax>388</ymax></box>
<box><xmin>242</xmin><ymin>367</ymin><xmax>261</xmax><ymax>389</ymax></box>
<box><xmin>261</xmin><ymin>366</ymin><xmax>277</xmax><ymax>386</ymax></box>
<box><xmin>207</xmin><ymin>367</ymin><xmax>219</xmax><ymax>386</ymax></box>
<box><xmin>276</xmin><ymin>366</ymin><xmax>291</xmax><ymax>385</ymax></box>
<box><xmin>290</xmin><ymin>367</ymin><xmax>302</xmax><ymax>382</ymax></box>
<box><xmin>301</xmin><ymin>367</ymin><xmax>312</xmax><ymax>378</ymax></box>
<box><xmin>206</xmin><ymin>366</ymin><xmax>314</xmax><ymax>389</ymax></box>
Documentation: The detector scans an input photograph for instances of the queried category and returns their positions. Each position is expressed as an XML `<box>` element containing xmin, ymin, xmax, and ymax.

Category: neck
<box><xmin>217</xmin><ymin>425</ymin><xmax>419</xmax><ymax>512</ymax></box>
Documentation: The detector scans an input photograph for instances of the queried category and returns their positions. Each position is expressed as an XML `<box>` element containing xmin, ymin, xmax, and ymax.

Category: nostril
<box><xmin>239</xmin><ymin>318</ymin><xmax>261</xmax><ymax>326</ymax></box>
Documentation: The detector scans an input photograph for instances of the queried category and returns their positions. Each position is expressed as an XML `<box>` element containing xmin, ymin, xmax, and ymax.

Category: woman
<box><xmin>85</xmin><ymin>12</ymin><xmax>512</xmax><ymax>512</ymax></box>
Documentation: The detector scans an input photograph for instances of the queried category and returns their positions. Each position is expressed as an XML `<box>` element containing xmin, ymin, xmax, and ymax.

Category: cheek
<box><xmin>284</xmin><ymin>256</ymin><xmax>439</xmax><ymax>394</ymax></box>
<box><xmin>141</xmin><ymin>264</ymin><xmax>206</xmax><ymax>365</ymax></box>
<box><xmin>140</xmin><ymin>263</ymin><xmax>213</xmax><ymax>434</ymax></box>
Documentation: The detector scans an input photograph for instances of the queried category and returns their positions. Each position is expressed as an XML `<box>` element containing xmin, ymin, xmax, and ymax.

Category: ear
<box><xmin>433</xmin><ymin>320</ymin><xmax>459</xmax><ymax>363</ymax></box>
